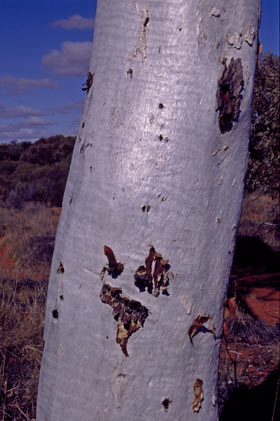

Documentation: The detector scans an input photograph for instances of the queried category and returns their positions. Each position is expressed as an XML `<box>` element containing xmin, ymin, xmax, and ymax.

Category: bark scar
<box><xmin>132</xmin><ymin>8</ymin><xmax>149</xmax><ymax>61</ymax></box>
<box><xmin>188</xmin><ymin>315</ymin><xmax>216</xmax><ymax>344</ymax></box>
<box><xmin>100</xmin><ymin>283</ymin><xmax>149</xmax><ymax>356</ymax></box>
<box><xmin>216</xmin><ymin>57</ymin><xmax>243</xmax><ymax>133</ymax></box>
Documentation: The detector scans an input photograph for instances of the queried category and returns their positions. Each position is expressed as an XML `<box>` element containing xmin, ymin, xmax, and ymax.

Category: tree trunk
<box><xmin>37</xmin><ymin>1</ymin><xmax>261</xmax><ymax>420</ymax></box>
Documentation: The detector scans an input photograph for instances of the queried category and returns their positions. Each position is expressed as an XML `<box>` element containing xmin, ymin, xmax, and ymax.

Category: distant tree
<box><xmin>0</xmin><ymin>141</ymin><xmax>31</xmax><ymax>161</ymax></box>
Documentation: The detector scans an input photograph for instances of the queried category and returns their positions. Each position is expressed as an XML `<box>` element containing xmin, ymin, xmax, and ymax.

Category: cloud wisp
<box><xmin>0</xmin><ymin>102</ymin><xmax>83</xmax><ymax>143</ymax></box>
<box><xmin>0</xmin><ymin>116</ymin><xmax>55</xmax><ymax>142</ymax></box>
<box><xmin>42</xmin><ymin>41</ymin><xmax>92</xmax><ymax>76</ymax></box>
<box><xmin>0</xmin><ymin>76</ymin><xmax>57</xmax><ymax>95</ymax></box>
<box><xmin>50</xmin><ymin>14</ymin><xmax>94</xmax><ymax>30</ymax></box>
<box><xmin>0</xmin><ymin>104</ymin><xmax>46</xmax><ymax>119</ymax></box>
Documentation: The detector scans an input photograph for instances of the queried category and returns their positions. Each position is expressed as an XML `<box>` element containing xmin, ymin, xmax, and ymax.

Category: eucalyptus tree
<box><xmin>37</xmin><ymin>1</ymin><xmax>261</xmax><ymax>420</ymax></box>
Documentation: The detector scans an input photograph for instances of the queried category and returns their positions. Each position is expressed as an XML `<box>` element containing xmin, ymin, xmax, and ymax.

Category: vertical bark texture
<box><xmin>37</xmin><ymin>1</ymin><xmax>261</xmax><ymax>420</ymax></box>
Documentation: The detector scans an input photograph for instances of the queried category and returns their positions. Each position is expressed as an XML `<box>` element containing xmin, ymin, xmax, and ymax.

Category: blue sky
<box><xmin>0</xmin><ymin>0</ymin><xmax>278</xmax><ymax>144</ymax></box>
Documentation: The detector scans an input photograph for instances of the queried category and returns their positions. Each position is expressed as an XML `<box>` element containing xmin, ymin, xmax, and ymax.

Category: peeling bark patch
<box><xmin>193</xmin><ymin>379</ymin><xmax>203</xmax><ymax>412</ymax></box>
<box><xmin>216</xmin><ymin>58</ymin><xmax>243</xmax><ymax>133</ymax></box>
<box><xmin>101</xmin><ymin>245</ymin><xmax>124</xmax><ymax>279</ymax></box>
<box><xmin>188</xmin><ymin>315</ymin><xmax>210</xmax><ymax>344</ymax></box>
<box><xmin>57</xmin><ymin>262</ymin><xmax>64</xmax><ymax>274</ymax></box>
<box><xmin>81</xmin><ymin>72</ymin><xmax>94</xmax><ymax>93</ymax></box>
<box><xmin>227</xmin><ymin>33</ymin><xmax>243</xmax><ymax>49</ymax></box>
<box><xmin>162</xmin><ymin>398</ymin><xmax>173</xmax><ymax>412</ymax></box>
<box><xmin>80</xmin><ymin>142</ymin><xmax>93</xmax><ymax>154</ymax></box>
<box><xmin>134</xmin><ymin>246</ymin><xmax>170</xmax><ymax>296</ymax></box>
<box><xmin>243</xmin><ymin>24</ymin><xmax>255</xmax><ymax>46</ymax></box>
<box><xmin>100</xmin><ymin>283</ymin><xmax>149</xmax><ymax>356</ymax></box>
<box><xmin>210</xmin><ymin>7</ymin><xmax>220</xmax><ymax>17</ymax></box>
<box><xmin>133</xmin><ymin>8</ymin><xmax>149</xmax><ymax>61</ymax></box>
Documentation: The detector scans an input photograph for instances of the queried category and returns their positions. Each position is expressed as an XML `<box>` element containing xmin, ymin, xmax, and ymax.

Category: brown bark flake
<box><xmin>100</xmin><ymin>283</ymin><xmax>149</xmax><ymax>356</ymax></box>
<box><xmin>188</xmin><ymin>315</ymin><xmax>210</xmax><ymax>344</ymax></box>
<box><xmin>101</xmin><ymin>245</ymin><xmax>124</xmax><ymax>278</ymax></box>
<box><xmin>192</xmin><ymin>379</ymin><xmax>204</xmax><ymax>412</ymax></box>
<box><xmin>134</xmin><ymin>246</ymin><xmax>170</xmax><ymax>296</ymax></box>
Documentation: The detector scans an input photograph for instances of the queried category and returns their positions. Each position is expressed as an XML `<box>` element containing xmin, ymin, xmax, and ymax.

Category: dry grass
<box><xmin>0</xmin><ymin>202</ymin><xmax>59</xmax><ymax>281</ymax></box>
<box><xmin>0</xmin><ymin>203</ymin><xmax>59</xmax><ymax>420</ymax></box>
<box><xmin>218</xmin><ymin>307</ymin><xmax>280</xmax><ymax>417</ymax></box>
<box><xmin>0</xmin><ymin>279</ymin><xmax>46</xmax><ymax>420</ymax></box>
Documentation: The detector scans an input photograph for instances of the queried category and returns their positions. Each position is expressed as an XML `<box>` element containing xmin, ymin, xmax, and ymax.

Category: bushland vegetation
<box><xmin>246</xmin><ymin>53</ymin><xmax>279</xmax><ymax>196</ymax></box>
<box><xmin>0</xmin><ymin>54</ymin><xmax>279</xmax><ymax>420</ymax></box>
<box><xmin>0</xmin><ymin>135</ymin><xmax>75</xmax><ymax>208</ymax></box>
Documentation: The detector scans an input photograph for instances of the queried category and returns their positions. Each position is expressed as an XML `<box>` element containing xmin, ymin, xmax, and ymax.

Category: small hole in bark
<box><xmin>162</xmin><ymin>398</ymin><xmax>172</xmax><ymax>412</ymax></box>
<box><xmin>52</xmin><ymin>309</ymin><xmax>59</xmax><ymax>319</ymax></box>
<box><xmin>141</xmin><ymin>205</ymin><xmax>151</xmax><ymax>213</ymax></box>
<box><xmin>59</xmin><ymin>295</ymin><xmax>64</xmax><ymax>301</ymax></box>
<box><xmin>143</xmin><ymin>17</ymin><xmax>149</xmax><ymax>27</ymax></box>
<box><xmin>159</xmin><ymin>103</ymin><xmax>164</xmax><ymax>109</ymax></box>
<box><xmin>159</xmin><ymin>134</ymin><xmax>163</xmax><ymax>141</ymax></box>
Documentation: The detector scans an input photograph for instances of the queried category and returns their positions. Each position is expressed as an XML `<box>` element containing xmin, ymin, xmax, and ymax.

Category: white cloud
<box><xmin>23</xmin><ymin>116</ymin><xmax>51</xmax><ymax>126</ymax></box>
<box><xmin>50</xmin><ymin>14</ymin><xmax>94</xmax><ymax>30</ymax></box>
<box><xmin>0</xmin><ymin>76</ymin><xmax>57</xmax><ymax>94</ymax></box>
<box><xmin>0</xmin><ymin>102</ymin><xmax>84</xmax><ymax>143</ymax></box>
<box><xmin>0</xmin><ymin>117</ymin><xmax>55</xmax><ymax>142</ymax></box>
<box><xmin>42</xmin><ymin>41</ymin><xmax>92</xmax><ymax>76</ymax></box>
<box><xmin>0</xmin><ymin>104</ymin><xmax>45</xmax><ymax>119</ymax></box>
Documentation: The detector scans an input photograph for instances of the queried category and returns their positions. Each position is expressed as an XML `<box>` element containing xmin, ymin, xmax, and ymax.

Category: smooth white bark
<box><xmin>37</xmin><ymin>1</ymin><xmax>260</xmax><ymax>420</ymax></box>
